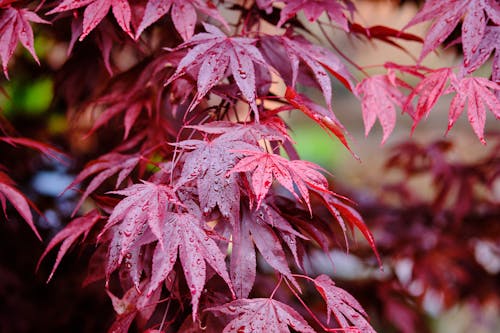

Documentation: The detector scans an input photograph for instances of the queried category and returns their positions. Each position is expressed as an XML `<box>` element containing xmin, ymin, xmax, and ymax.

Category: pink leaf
<box><xmin>47</xmin><ymin>0</ymin><xmax>133</xmax><ymax>40</ymax></box>
<box><xmin>404</xmin><ymin>0</ymin><xmax>500</xmax><ymax>62</ymax></box>
<box><xmin>171</xmin><ymin>2</ymin><xmax>196</xmax><ymax>41</ymax></box>
<box><xmin>103</xmin><ymin>181</ymin><xmax>182</xmax><ymax>255</ymax></box>
<box><xmin>356</xmin><ymin>75</ymin><xmax>409</xmax><ymax>144</ymax></box>
<box><xmin>448</xmin><ymin>77</ymin><xmax>500</xmax><ymax>144</ymax></box>
<box><xmin>314</xmin><ymin>274</ymin><xmax>375</xmax><ymax>332</ymax></box>
<box><xmin>229</xmin><ymin>149</ymin><xmax>329</xmax><ymax>211</ymax></box>
<box><xmin>208</xmin><ymin>298</ymin><xmax>316</xmax><ymax>333</ymax></box>
<box><xmin>166</xmin><ymin>24</ymin><xmax>267</xmax><ymax>118</ymax></box>
<box><xmin>0</xmin><ymin>7</ymin><xmax>49</xmax><ymax>78</ymax></box>
<box><xmin>278</xmin><ymin>0</ymin><xmax>349</xmax><ymax>31</ymax></box>
<box><xmin>405</xmin><ymin>68</ymin><xmax>452</xmax><ymax>132</ymax></box>
<box><xmin>136</xmin><ymin>0</ymin><xmax>228</xmax><ymax>39</ymax></box>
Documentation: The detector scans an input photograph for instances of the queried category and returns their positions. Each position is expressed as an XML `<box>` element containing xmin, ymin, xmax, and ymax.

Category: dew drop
<box><xmin>238</xmin><ymin>69</ymin><xmax>247</xmax><ymax>79</ymax></box>
<box><xmin>125</xmin><ymin>252</ymin><xmax>132</xmax><ymax>259</ymax></box>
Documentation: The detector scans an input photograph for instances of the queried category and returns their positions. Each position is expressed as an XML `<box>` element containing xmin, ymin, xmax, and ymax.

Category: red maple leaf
<box><xmin>0</xmin><ymin>169</ymin><xmax>41</xmax><ymax>239</ymax></box>
<box><xmin>463</xmin><ymin>26</ymin><xmax>500</xmax><ymax>82</ymax></box>
<box><xmin>102</xmin><ymin>180</ymin><xmax>182</xmax><ymax>253</ymax></box>
<box><xmin>448</xmin><ymin>76</ymin><xmax>500</xmax><ymax>144</ymax></box>
<box><xmin>88</xmin><ymin>88</ymin><xmax>153</xmax><ymax>139</ymax></box>
<box><xmin>356</xmin><ymin>74</ymin><xmax>410</xmax><ymax>143</ymax></box>
<box><xmin>136</xmin><ymin>0</ymin><xmax>228</xmax><ymax>40</ymax></box>
<box><xmin>207</xmin><ymin>298</ymin><xmax>316</xmax><ymax>333</ymax></box>
<box><xmin>0</xmin><ymin>6</ymin><xmax>48</xmax><ymax>78</ymax></box>
<box><xmin>186</xmin><ymin>118</ymin><xmax>291</xmax><ymax>144</ymax></box>
<box><xmin>284</xmin><ymin>87</ymin><xmax>358</xmax><ymax>159</ymax></box>
<box><xmin>320</xmin><ymin>193</ymin><xmax>382</xmax><ymax>266</ymax></box>
<box><xmin>349</xmin><ymin>22</ymin><xmax>423</xmax><ymax>52</ymax></box>
<box><xmin>47</xmin><ymin>0</ymin><xmax>133</xmax><ymax>40</ymax></box>
<box><xmin>261</xmin><ymin>34</ymin><xmax>354</xmax><ymax>112</ymax></box>
<box><xmin>405</xmin><ymin>67</ymin><xmax>452</xmax><ymax>131</ymax></box>
<box><xmin>404</xmin><ymin>0</ymin><xmax>500</xmax><ymax>62</ymax></box>
<box><xmin>278</xmin><ymin>0</ymin><xmax>349</xmax><ymax>31</ymax></box>
<box><xmin>176</xmin><ymin>135</ymin><xmax>255</xmax><ymax>223</ymax></box>
<box><xmin>229</xmin><ymin>149</ymin><xmax>330</xmax><ymax>211</ymax></box>
<box><xmin>166</xmin><ymin>23</ymin><xmax>268</xmax><ymax>119</ymax></box>
<box><xmin>231</xmin><ymin>205</ymin><xmax>305</xmax><ymax>298</ymax></box>
<box><xmin>66</xmin><ymin>152</ymin><xmax>141</xmax><ymax>215</ymax></box>
<box><xmin>148</xmin><ymin>212</ymin><xmax>234</xmax><ymax>318</ymax></box>
<box><xmin>314</xmin><ymin>274</ymin><xmax>375</xmax><ymax>332</ymax></box>
<box><xmin>37</xmin><ymin>210</ymin><xmax>101</xmax><ymax>281</ymax></box>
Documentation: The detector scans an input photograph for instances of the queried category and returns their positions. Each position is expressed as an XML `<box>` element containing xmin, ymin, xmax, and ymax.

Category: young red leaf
<box><xmin>0</xmin><ymin>170</ymin><xmax>41</xmax><ymax>240</ymax></box>
<box><xmin>207</xmin><ymin>298</ymin><xmax>316</xmax><ymax>333</ymax></box>
<box><xmin>278</xmin><ymin>0</ymin><xmax>349</xmax><ymax>31</ymax></box>
<box><xmin>165</xmin><ymin>23</ymin><xmax>268</xmax><ymax>118</ymax></box>
<box><xmin>148</xmin><ymin>212</ymin><xmax>234</xmax><ymax>318</ymax></box>
<box><xmin>405</xmin><ymin>68</ymin><xmax>452</xmax><ymax>132</ymax></box>
<box><xmin>37</xmin><ymin>210</ymin><xmax>101</xmax><ymax>281</ymax></box>
<box><xmin>136</xmin><ymin>0</ymin><xmax>228</xmax><ymax>40</ymax></box>
<box><xmin>349</xmin><ymin>22</ymin><xmax>423</xmax><ymax>53</ymax></box>
<box><xmin>314</xmin><ymin>274</ymin><xmax>375</xmax><ymax>332</ymax></box>
<box><xmin>285</xmin><ymin>86</ymin><xmax>358</xmax><ymax>159</ymax></box>
<box><xmin>447</xmin><ymin>77</ymin><xmax>500</xmax><ymax>144</ymax></box>
<box><xmin>47</xmin><ymin>0</ymin><xmax>133</xmax><ymax>40</ymax></box>
<box><xmin>356</xmin><ymin>74</ymin><xmax>409</xmax><ymax>144</ymax></box>
<box><xmin>0</xmin><ymin>6</ymin><xmax>48</xmax><ymax>78</ymax></box>
<box><xmin>229</xmin><ymin>149</ymin><xmax>329</xmax><ymax>211</ymax></box>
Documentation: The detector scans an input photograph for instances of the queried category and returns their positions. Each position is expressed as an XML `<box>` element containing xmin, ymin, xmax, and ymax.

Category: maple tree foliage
<box><xmin>0</xmin><ymin>0</ymin><xmax>499</xmax><ymax>332</ymax></box>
